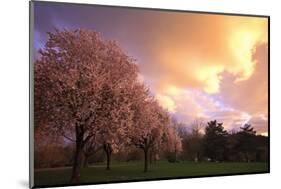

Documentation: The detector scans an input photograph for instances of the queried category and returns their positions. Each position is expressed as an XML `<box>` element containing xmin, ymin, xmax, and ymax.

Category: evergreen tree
<box><xmin>202</xmin><ymin>120</ymin><xmax>228</xmax><ymax>161</ymax></box>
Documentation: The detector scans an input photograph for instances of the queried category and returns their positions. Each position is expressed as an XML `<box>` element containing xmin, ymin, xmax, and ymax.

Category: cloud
<box><xmin>247</xmin><ymin>115</ymin><xmax>268</xmax><ymax>135</ymax></box>
<box><xmin>208</xmin><ymin>109</ymin><xmax>251</xmax><ymax>131</ymax></box>
<box><xmin>142</xmin><ymin>15</ymin><xmax>269</xmax><ymax>134</ymax></box>
<box><xmin>156</xmin><ymin>88</ymin><xmax>223</xmax><ymax>124</ymax></box>
<box><xmin>156</xmin><ymin>94</ymin><xmax>176</xmax><ymax>113</ymax></box>
<box><xmin>156</xmin><ymin>88</ymin><xmax>254</xmax><ymax>132</ymax></box>
<box><xmin>218</xmin><ymin>43</ymin><xmax>268</xmax><ymax>116</ymax></box>
<box><xmin>157</xmin><ymin>87</ymin><xmax>266</xmax><ymax>134</ymax></box>
<box><xmin>139</xmin><ymin>15</ymin><xmax>268</xmax><ymax>94</ymax></box>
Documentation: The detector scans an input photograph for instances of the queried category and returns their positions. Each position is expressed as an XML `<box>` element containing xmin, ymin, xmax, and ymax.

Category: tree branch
<box><xmin>62</xmin><ymin>132</ymin><xmax>76</xmax><ymax>142</ymax></box>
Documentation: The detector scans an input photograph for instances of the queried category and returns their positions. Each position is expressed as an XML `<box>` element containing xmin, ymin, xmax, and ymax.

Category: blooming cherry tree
<box><xmin>129</xmin><ymin>86</ymin><xmax>171</xmax><ymax>172</ymax></box>
<box><xmin>35</xmin><ymin>29</ymin><xmax>138</xmax><ymax>182</ymax></box>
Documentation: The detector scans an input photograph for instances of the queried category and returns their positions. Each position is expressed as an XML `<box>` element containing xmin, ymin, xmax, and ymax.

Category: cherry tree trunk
<box><xmin>70</xmin><ymin>140</ymin><xmax>84</xmax><ymax>183</ymax></box>
<box><xmin>144</xmin><ymin>148</ymin><xmax>149</xmax><ymax>172</ymax></box>
<box><xmin>174</xmin><ymin>147</ymin><xmax>177</xmax><ymax>162</ymax></box>
<box><xmin>104</xmin><ymin>143</ymin><xmax>112</xmax><ymax>170</ymax></box>
<box><xmin>106</xmin><ymin>150</ymin><xmax>111</xmax><ymax>170</ymax></box>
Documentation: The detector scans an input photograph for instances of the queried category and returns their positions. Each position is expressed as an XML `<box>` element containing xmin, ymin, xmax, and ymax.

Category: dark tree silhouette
<box><xmin>236</xmin><ymin>124</ymin><xmax>257</xmax><ymax>162</ymax></box>
<box><xmin>240</xmin><ymin>124</ymin><xmax>257</xmax><ymax>135</ymax></box>
<box><xmin>202</xmin><ymin>120</ymin><xmax>228</xmax><ymax>161</ymax></box>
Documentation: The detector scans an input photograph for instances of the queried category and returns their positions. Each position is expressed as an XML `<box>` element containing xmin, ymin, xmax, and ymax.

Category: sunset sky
<box><xmin>33</xmin><ymin>2</ymin><xmax>268</xmax><ymax>135</ymax></box>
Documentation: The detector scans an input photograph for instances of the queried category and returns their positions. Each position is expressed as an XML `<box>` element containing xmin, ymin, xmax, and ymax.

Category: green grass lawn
<box><xmin>34</xmin><ymin>161</ymin><xmax>268</xmax><ymax>187</ymax></box>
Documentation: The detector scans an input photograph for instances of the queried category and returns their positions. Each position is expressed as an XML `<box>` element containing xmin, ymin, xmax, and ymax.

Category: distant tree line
<box><xmin>179</xmin><ymin>121</ymin><xmax>268</xmax><ymax>163</ymax></box>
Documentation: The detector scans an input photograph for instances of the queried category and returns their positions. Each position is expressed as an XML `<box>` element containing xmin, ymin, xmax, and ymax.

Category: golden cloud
<box><xmin>134</xmin><ymin>13</ymin><xmax>268</xmax><ymax>134</ymax></box>
<box><xmin>156</xmin><ymin>94</ymin><xmax>176</xmax><ymax>113</ymax></box>
<box><xmin>140</xmin><ymin>14</ymin><xmax>268</xmax><ymax>94</ymax></box>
